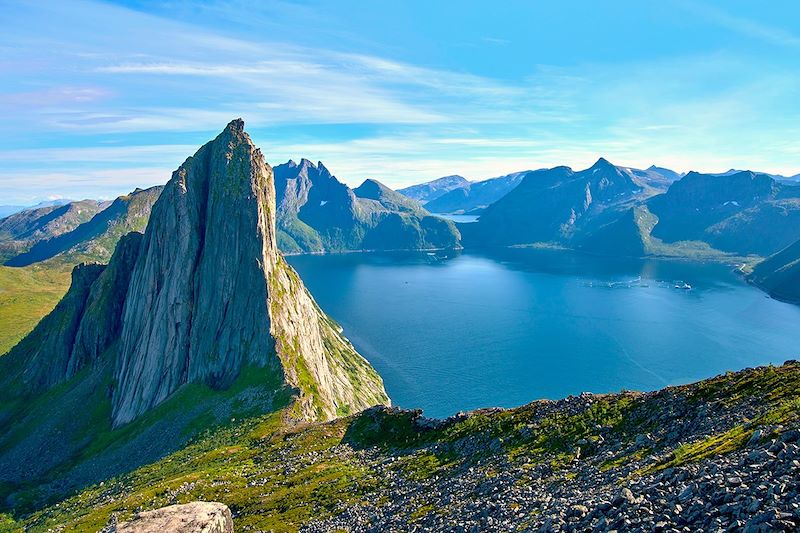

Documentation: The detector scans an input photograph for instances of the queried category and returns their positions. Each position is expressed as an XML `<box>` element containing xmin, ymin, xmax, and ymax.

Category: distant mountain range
<box><xmin>460</xmin><ymin>158</ymin><xmax>661</xmax><ymax>250</ymax></box>
<box><xmin>0</xmin><ymin>200</ymin><xmax>105</xmax><ymax>262</ymax></box>
<box><xmin>274</xmin><ymin>159</ymin><xmax>459</xmax><ymax>254</ymax></box>
<box><xmin>455</xmin><ymin>160</ymin><xmax>800</xmax><ymax>260</ymax></box>
<box><xmin>3</xmin><ymin>157</ymin><xmax>799</xmax><ymax>273</ymax></box>
<box><xmin>400</xmin><ymin>164</ymin><xmax>680</xmax><ymax>215</ymax></box>
<box><xmin>396</xmin><ymin>175</ymin><xmax>470</xmax><ymax>204</ymax></box>
<box><xmin>0</xmin><ymin>199</ymin><xmax>71</xmax><ymax>219</ymax></box>
<box><xmin>712</xmin><ymin>169</ymin><xmax>800</xmax><ymax>183</ymax></box>
<box><xmin>423</xmin><ymin>170</ymin><xmax>531</xmax><ymax>215</ymax></box>
<box><xmin>647</xmin><ymin>171</ymin><xmax>800</xmax><ymax>256</ymax></box>
<box><xmin>1</xmin><ymin>188</ymin><xmax>161</xmax><ymax>267</ymax></box>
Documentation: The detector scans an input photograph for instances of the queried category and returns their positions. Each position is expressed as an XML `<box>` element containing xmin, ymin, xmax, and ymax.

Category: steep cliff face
<box><xmin>1</xmin><ymin>118</ymin><xmax>387</xmax><ymax>427</ymax></box>
<box><xmin>112</xmin><ymin>120</ymin><xmax>387</xmax><ymax>426</ymax></box>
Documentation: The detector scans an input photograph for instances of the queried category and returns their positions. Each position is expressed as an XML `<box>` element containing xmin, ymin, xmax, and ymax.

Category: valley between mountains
<box><xmin>0</xmin><ymin>121</ymin><xmax>799</xmax><ymax>532</ymax></box>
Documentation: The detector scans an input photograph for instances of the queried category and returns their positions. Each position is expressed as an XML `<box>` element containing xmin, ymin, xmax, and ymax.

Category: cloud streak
<box><xmin>1</xmin><ymin>0</ymin><xmax>799</xmax><ymax>203</ymax></box>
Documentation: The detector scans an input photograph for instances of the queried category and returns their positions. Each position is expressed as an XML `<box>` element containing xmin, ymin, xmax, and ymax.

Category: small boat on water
<box><xmin>674</xmin><ymin>281</ymin><xmax>692</xmax><ymax>290</ymax></box>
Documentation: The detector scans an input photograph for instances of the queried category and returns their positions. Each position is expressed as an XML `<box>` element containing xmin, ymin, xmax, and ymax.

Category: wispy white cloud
<box><xmin>2</xmin><ymin>0</ymin><xmax>800</xmax><ymax>203</ymax></box>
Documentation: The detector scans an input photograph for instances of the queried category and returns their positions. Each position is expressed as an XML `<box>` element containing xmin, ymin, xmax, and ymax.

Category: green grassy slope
<box><xmin>0</xmin><ymin>265</ymin><xmax>71</xmax><ymax>356</ymax></box>
<box><xmin>9</xmin><ymin>361</ymin><xmax>800</xmax><ymax>532</ymax></box>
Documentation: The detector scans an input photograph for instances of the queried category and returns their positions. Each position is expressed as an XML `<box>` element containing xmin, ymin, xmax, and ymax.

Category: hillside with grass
<box><xmin>0</xmin><ymin>264</ymin><xmax>71</xmax><ymax>356</ymax></box>
<box><xmin>6</xmin><ymin>361</ymin><xmax>799</xmax><ymax>532</ymax></box>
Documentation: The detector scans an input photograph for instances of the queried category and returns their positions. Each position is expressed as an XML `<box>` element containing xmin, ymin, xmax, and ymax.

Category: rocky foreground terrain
<box><xmin>9</xmin><ymin>361</ymin><xmax>799</xmax><ymax>532</ymax></box>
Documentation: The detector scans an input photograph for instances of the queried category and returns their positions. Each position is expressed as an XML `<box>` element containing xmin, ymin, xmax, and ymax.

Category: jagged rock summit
<box><xmin>1</xmin><ymin>118</ymin><xmax>388</xmax><ymax>429</ymax></box>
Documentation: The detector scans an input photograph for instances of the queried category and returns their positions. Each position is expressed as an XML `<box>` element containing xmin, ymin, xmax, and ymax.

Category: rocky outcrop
<box><xmin>0</xmin><ymin>119</ymin><xmax>387</xmax><ymax>431</ymax></box>
<box><xmin>113</xmin><ymin>119</ymin><xmax>280</xmax><ymax>424</ymax></box>
<box><xmin>111</xmin><ymin>119</ymin><xmax>387</xmax><ymax>425</ymax></box>
<box><xmin>115</xmin><ymin>502</ymin><xmax>233</xmax><ymax>533</ymax></box>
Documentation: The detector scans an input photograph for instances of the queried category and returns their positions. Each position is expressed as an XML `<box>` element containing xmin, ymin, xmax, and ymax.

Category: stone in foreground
<box><xmin>115</xmin><ymin>502</ymin><xmax>233</xmax><ymax>533</ymax></box>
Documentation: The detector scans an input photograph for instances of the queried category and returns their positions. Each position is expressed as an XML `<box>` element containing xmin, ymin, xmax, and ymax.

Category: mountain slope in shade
<box><xmin>424</xmin><ymin>170</ymin><xmax>530</xmax><ymax>214</ymax></box>
<box><xmin>462</xmin><ymin>158</ymin><xmax>658</xmax><ymax>248</ymax></box>
<box><xmin>396</xmin><ymin>174</ymin><xmax>470</xmax><ymax>203</ymax></box>
<box><xmin>647</xmin><ymin>171</ymin><xmax>800</xmax><ymax>256</ymax></box>
<box><xmin>5</xmin><ymin>186</ymin><xmax>162</xmax><ymax>267</ymax></box>
<box><xmin>0</xmin><ymin>200</ymin><xmax>104</xmax><ymax>262</ymax></box>
<box><xmin>274</xmin><ymin>159</ymin><xmax>460</xmax><ymax>253</ymax></box>
<box><xmin>0</xmin><ymin>120</ymin><xmax>387</xmax><ymax>508</ymax></box>
<box><xmin>749</xmin><ymin>238</ymin><xmax>800</xmax><ymax>303</ymax></box>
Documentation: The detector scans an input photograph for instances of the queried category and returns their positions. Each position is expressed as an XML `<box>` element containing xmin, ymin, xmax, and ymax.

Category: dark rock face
<box><xmin>70</xmin><ymin>232</ymin><xmax>143</xmax><ymax>379</ymax></box>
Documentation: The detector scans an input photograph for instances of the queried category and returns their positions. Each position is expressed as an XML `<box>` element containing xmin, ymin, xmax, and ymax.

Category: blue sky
<box><xmin>1</xmin><ymin>0</ymin><xmax>799</xmax><ymax>203</ymax></box>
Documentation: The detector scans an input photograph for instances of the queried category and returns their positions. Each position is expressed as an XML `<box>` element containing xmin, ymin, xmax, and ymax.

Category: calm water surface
<box><xmin>435</xmin><ymin>213</ymin><xmax>479</xmax><ymax>223</ymax></box>
<box><xmin>287</xmin><ymin>249</ymin><xmax>800</xmax><ymax>418</ymax></box>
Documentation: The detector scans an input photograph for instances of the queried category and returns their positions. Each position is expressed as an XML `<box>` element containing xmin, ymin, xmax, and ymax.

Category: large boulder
<box><xmin>115</xmin><ymin>502</ymin><xmax>233</xmax><ymax>533</ymax></box>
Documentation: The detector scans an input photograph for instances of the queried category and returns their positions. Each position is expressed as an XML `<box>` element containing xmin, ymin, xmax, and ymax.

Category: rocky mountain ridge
<box><xmin>396</xmin><ymin>174</ymin><xmax>470</xmax><ymax>204</ymax></box>
<box><xmin>274</xmin><ymin>158</ymin><xmax>460</xmax><ymax>254</ymax></box>
<box><xmin>0</xmin><ymin>200</ymin><xmax>104</xmax><ymax>262</ymax></box>
<box><xmin>423</xmin><ymin>170</ymin><xmax>531</xmax><ymax>215</ymax></box>
<box><xmin>4</xmin><ymin>187</ymin><xmax>162</xmax><ymax>267</ymax></box>
<box><xmin>459</xmin><ymin>161</ymin><xmax>800</xmax><ymax>261</ymax></box>
<box><xmin>461</xmin><ymin>158</ymin><xmax>656</xmax><ymax>248</ymax></box>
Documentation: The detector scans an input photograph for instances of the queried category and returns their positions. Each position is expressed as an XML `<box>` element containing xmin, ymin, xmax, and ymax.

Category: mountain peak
<box><xmin>353</xmin><ymin>178</ymin><xmax>389</xmax><ymax>199</ymax></box>
<box><xmin>224</xmin><ymin>117</ymin><xmax>245</xmax><ymax>134</ymax></box>
<box><xmin>590</xmin><ymin>157</ymin><xmax>616</xmax><ymax>170</ymax></box>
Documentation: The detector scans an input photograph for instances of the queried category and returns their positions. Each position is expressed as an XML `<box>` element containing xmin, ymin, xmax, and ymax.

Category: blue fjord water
<box><xmin>287</xmin><ymin>249</ymin><xmax>800</xmax><ymax>419</ymax></box>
